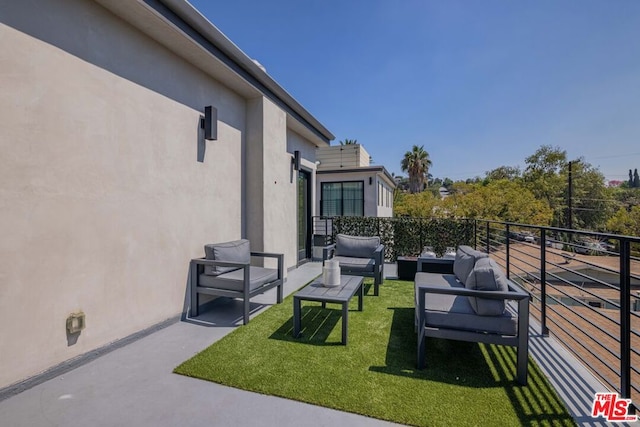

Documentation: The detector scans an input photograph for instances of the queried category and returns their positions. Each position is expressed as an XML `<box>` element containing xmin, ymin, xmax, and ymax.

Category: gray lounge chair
<box><xmin>323</xmin><ymin>234</ymin><xmax>384</xmax><ymax>295</ymax></box>
<box><xmin>190</xmin><ymin>239</ymin><xmax>284</xmax><ymax>325</ymax></box>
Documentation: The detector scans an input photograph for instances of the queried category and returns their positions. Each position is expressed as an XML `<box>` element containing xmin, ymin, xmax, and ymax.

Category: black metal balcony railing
<box><xmin>312</xmin><ymin>216</ymin><xmax>640</xmax><ymax>402</ymax></box>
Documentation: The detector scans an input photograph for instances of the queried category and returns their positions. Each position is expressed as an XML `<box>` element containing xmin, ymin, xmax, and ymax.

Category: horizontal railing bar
<box><xmin>508</xmin><ymin>245</ymin><xmax>542</xmax><ymax>261</ymax></box>
<box><xmin>544</xmin><ymin>257</ymin><xmax>622</xmax><ymax>292</ymax></box>
<box><xmin>542</xmin><ymin>270</ymin><xmax>622</xmax><ymax>310</ymax></box>
<box><xmin>545</xmin><ymin>315</ymin><xmax>620</xmax><ymax>378</ymax></box>
<box><xmin>507</xmin><ymin>252</ymin><xmax>542</xmax><ymax>272</ymax></box>
<box><xmin>475</xmin><ymin>219</ymin><xmax>640</xmax><ymax>243</ymax></box>
<box><xmin>540</xmin><ymin>291</ymin><xmax>620</xmax><ymax>347</ymax></box>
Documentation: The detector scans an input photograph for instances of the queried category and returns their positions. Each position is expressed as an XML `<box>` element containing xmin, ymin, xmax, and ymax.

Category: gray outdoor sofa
<box><xmin>190</xmin><ymin>239</ymin><xmax>284</xmax><ymax>325</ymax></box>
<box><xmin>323</xmin><ymin>234</ymin><xmax>385</xmax><ymax>296</ymax></box>
<box><xmin>415</xmin><ymin>245</ymin><xmax>530</xmax><ymax>385</ymax></box>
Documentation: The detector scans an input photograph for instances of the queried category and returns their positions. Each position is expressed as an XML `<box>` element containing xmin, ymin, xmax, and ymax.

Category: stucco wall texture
<box><xmin>0</xmin><ymin>0</ymin><xmax>319</xmax><ymax>388</ymax></box>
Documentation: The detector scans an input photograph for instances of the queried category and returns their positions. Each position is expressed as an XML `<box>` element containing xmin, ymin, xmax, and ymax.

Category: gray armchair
<box><xmin>190</xmin><ymin>239</ymin><xmax>284</xmax><ymax>325</ymax></box>
<box><xmin>323</xmin><ymin>234</ymin><xmax>384</xmax><ymax>296</ymax></box>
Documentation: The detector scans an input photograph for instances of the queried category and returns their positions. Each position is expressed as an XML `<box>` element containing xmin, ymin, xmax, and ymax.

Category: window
<box><xmin>321</xmin><ymin>181</ymin><xmax>364</xmax><ymax>216</ymax></box>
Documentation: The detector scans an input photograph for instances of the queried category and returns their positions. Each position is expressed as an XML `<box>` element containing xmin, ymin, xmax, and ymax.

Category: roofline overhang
<box><xmin>317</xmin><ymin>166</ymin><xmax>397</xmax><ymax>188</ymax></box>
<box><xmin>94</xmin><ymin>0</ymin><xmax>334</xmax><ymax>146</ymax></box>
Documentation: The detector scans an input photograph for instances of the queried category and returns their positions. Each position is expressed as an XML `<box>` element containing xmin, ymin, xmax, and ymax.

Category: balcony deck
<box><xmin>0</xmin><ymin>262</ymin><xmax>620</xmax><ymax>426</ymax></box>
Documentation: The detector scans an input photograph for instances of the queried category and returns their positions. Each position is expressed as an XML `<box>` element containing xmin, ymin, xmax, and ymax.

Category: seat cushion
<box><xmin>204</xmin><ymin>239</ymin><xmax>251</xmax><ymax>275</ymax></box>
<box><xmin>466</xmin><ymin>257</ymin><xmax>508</xmax><ymax>316</ymax></box>
<box><xmin>452</xmin><ymin>245</ymin><xmax>488</xmax><ymax>285</ymax></box>
<box><xmin>198</xmin><ymin>266</ymin><xmax>278</xmax><ymax>292</ymax></box>
<box><xmin>332</xmin><ymin>255</ymin><xmax>375</xmax><ymax>273</ymax></box>
<box><xmin>414</xmin><ymin>272</ymin><xmax>517</xmax><ymax>336</ymax></box>
<box><xmin>335</xmin><ymin>234</ymin><xmax>380</xmax><ymax>258</ymax></box>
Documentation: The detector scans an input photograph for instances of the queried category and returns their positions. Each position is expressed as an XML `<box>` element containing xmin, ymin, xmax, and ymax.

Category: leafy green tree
<box><xmin>522</xmin><ymin>145</ymin><xmax>567</xmax><ymax>227</ymax></box>
<box><xmin>606</xmin><ymin>206</ymin><xmax>640</xmax><ymax>237</ymax></box>
<box><xmin>484</xmin><ymin>165</ymin><xmax>521</xmax><ymax>183</ymax></box>
<box><xmin>567</xmin><ymin>161</ymin><xmax>613</xmax><ymax>230</ymax></box>
<box><xmin>440</xmin><ymin>180</ymin><xmax>553</xmax><ymax>224</ymax></box>
<box><xmin>394</xmin><ymin>190</ymin><xmax>439</xmax><ymax>217</ymax></box>
<box><xmin>520</xmin><ymin>145</ymin><xmax>611</xmax><ymax>230</ymax></box>
<box><xmin>612</xmin><ymin>188</ymin><xmax>640</xmax><ymax>210</ymax></box>
<box><xmin>401</xmin><ymin>145</ymin><xmax>432</xmax><ymax>194</ymax></box>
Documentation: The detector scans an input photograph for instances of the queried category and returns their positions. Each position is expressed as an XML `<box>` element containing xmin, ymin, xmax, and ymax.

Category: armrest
<box><xmin>373</xmin><ymin>244</ymin><xmax>384</xmax><ymax>263</ymax></box>
<box><xmin>251</xmin><ymin>251</ymin><xmax>281</xmax><ymax>258</ymax></box>
<box><xmin>250</xmin><ymin>252</ymin><xmax>284</xmax><ymax>279</ymax></box>
<box><xmin>417</xmin><ymin>284</ymin><xmax>529</xmax><ymax>301</ymax></box>
<box><xmin>190</xmin><ymin>258</ymin><xmax>249</xmax><ymax>279</ymax></box>
<box><xmin>323</xmin><ymin>244</ymin><xmax>336</xmax><ymax>261</ymax></box>
<box><xmin>190</xmin><ymin>258</ymin><xmax>250</xmax><ymax>268</ymax></box>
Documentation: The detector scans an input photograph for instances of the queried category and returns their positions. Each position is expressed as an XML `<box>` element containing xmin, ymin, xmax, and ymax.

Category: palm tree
<box><xmin>339</xmin><ymin>139</ymin><xmax>358</xmax><ymax>145</ymax></box>
<box><xmin>401</xmin><ymin>145</ymin><xmax>432</xmax><ymax>193</ymax></box>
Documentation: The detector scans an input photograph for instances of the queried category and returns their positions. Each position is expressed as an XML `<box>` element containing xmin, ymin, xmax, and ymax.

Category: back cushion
<box><xmin>204</xmin><ymin>239</ymin><xmax>251</xmax><ymax>275</ymax></box>
<box><xmin>335</xmin><ymin>234</ymin><xmax>380</xmax><ymax>258</ymax></box>
<box><xmin>465</xmin><ymin>257</ymin><xmax>509</xmax><ymax>316</ymax></box>
<box><xmin>453</xmin><ymin>245</ymin><xmax>488</xmax><ymax>285</ymax></box>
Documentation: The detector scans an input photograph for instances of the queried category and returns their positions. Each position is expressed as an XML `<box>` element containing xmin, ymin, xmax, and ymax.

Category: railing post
<box><xmin>419</xmin><ymin>217</ymin><xmax>423</xmax><ymax>254</ymax></box>
<box><xmin>620</xmin><ymin>238</ymin><xmax>631</xmax><ymax>399</ymax></box>
<box><xmin>486</xmin><ymin>221</ymin><xmax>490</xmax><ymax>253</ymax></box>
<box><xmin>473</xmin><ymin>220</ymin><xmax>477</xmax><ymax>249</ymax></box>
<box><xmin>505</xmin><ymin>224</ymin><xmax>510</xmax><ymax>279</ymax></box>
<box><xmin>540</xmin><ymin>228</ymin><xmax>548</xmax><ymax>336</ymax></box>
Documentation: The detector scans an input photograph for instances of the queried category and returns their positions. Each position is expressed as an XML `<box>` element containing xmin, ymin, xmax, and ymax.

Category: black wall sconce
<box><xmin>292</xmin><ymin>150</ymin><xmax>300</xmax><ymax>171</ymax></box>
<box><xmin>369</xmin><ymin>176</ymin><xmax>373</xmax><ymax>185</ymax></box>
<box><xmin>201</xmin><ymin>105</ymin><xmax>217</xmax><ymax>140</ymax></box>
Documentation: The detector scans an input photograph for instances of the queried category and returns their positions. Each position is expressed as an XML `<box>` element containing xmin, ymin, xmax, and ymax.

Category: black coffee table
<box><xmin>293</xmin><ymin>275</ymin><xmax>364</xmax><ymax>345</ymax></box>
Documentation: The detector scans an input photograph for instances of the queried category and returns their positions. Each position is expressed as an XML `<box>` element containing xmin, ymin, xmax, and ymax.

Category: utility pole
<box><xmin>567</xmin><ymin>161</ymin><xmax>573</xmax><ymax>230</ymax></box>
<box><xmin>567</xmin><ymin>160</ymin><xmax>579</xmax><ymax>230</ymax></box>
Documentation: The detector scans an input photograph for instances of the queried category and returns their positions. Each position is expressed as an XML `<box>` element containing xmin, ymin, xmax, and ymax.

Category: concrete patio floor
<box><xmin>0</xmin><ymin>262</ymin><xmax>617</xmax><ymax>426</ymax></box>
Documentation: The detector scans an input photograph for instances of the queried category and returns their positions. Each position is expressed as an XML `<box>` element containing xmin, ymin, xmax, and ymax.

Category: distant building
<box><xmin>315</xmin><ymin>144</ymin><xmax>396</xmax><ymax>218</ymax></box>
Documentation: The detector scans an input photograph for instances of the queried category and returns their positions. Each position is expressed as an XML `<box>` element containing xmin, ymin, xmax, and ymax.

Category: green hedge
<box><xmin>329</xmin><ymin>217</ymin><xmax>474</xmax><ymax>261</ymax></box>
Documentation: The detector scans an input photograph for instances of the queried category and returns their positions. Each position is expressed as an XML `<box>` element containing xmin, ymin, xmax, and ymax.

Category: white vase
<box><xmin>323</xmin><ymin>260</ymin><xmax>340</xmax><ymax>287</ymax></box>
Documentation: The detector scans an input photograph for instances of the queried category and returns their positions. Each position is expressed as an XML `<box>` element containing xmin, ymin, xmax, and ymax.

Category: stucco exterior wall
<box><xmin>376</xmin><ymin>177</ymin><xmax>394</xmax><ymax>218</ymax></box>
<box><xmin>246</xmin><ymin>107</ymin><xmax>319</xmax><ymax>268</ymax></box>
<box><xmin>0</xmin><ymin>0</ymin><xmax>249</xmax><ymax>388</ymax></box>
<box><xmin>246</xmin><ymin>98</ymin><xmax>298</xmax><ymax>268</ymax></box>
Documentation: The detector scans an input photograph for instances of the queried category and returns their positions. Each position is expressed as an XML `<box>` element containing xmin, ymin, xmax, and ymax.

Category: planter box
<box><xmin>397</xmin><ymin>256</ymin><xmax>418</xmax><ymax>280</ymax></box>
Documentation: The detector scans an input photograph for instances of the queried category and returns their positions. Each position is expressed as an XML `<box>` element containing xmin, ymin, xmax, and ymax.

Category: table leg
<box><xmin>293</xmin><ymin>297</ymin><xmax>301</xmax><ymax>338</ymax></box>
<box><xmin>342</xmin><ymin>302</ymin><xmax>348</xmax><ymax>345</ymax></box>
<box><xmin>358</xmin><ymin>282</ymin><xmax>363</xmax><ymax>311</ymax></box>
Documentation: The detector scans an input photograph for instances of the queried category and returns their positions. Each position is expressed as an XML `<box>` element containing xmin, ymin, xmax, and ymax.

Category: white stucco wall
<box><xmin>376</xmin><ymin>177</ymin><xmax>394</xmax><ymax>218</ymax></box>
<box><xmin>246</xmin><ymin>105</ymin><xmax>319</xmax><ymax>268</ymax></box>
<box><xmin>0</xmin><ymin>0</ymin><xmax>249</xmax><ymax>388</ymax></box>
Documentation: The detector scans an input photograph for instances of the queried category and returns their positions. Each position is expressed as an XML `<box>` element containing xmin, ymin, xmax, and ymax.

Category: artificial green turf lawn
<box><xmin>175</xmin><ymin>280</ymin><xmax>575</xmax><ymax>427</ymax></box>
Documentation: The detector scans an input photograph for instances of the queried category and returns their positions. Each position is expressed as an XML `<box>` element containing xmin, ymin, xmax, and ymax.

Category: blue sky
<box><xmin>188</xmin><ymin>0</ymin><xmax>640</xmax><ymax>182</ymax></box>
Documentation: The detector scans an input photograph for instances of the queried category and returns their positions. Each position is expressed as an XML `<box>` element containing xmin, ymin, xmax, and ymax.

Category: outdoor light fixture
<box><xmin>66</xmin><ymin>311</ymin><xmax>86</xmax><ymax>334</ymax></box>
<box><xmin>292</xmin><ymin>150</ymin><xmax>300</xmax><ymax>171</ymax></box>
<box><xmin>369</xmin><ymin>177</ymin><xmax>373</xmax><ymax>185</ymax></box>
<box><xmin>202</xmin><ymin>105</ymin><xmax>217</xmax><ymax>140</ymax></box>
